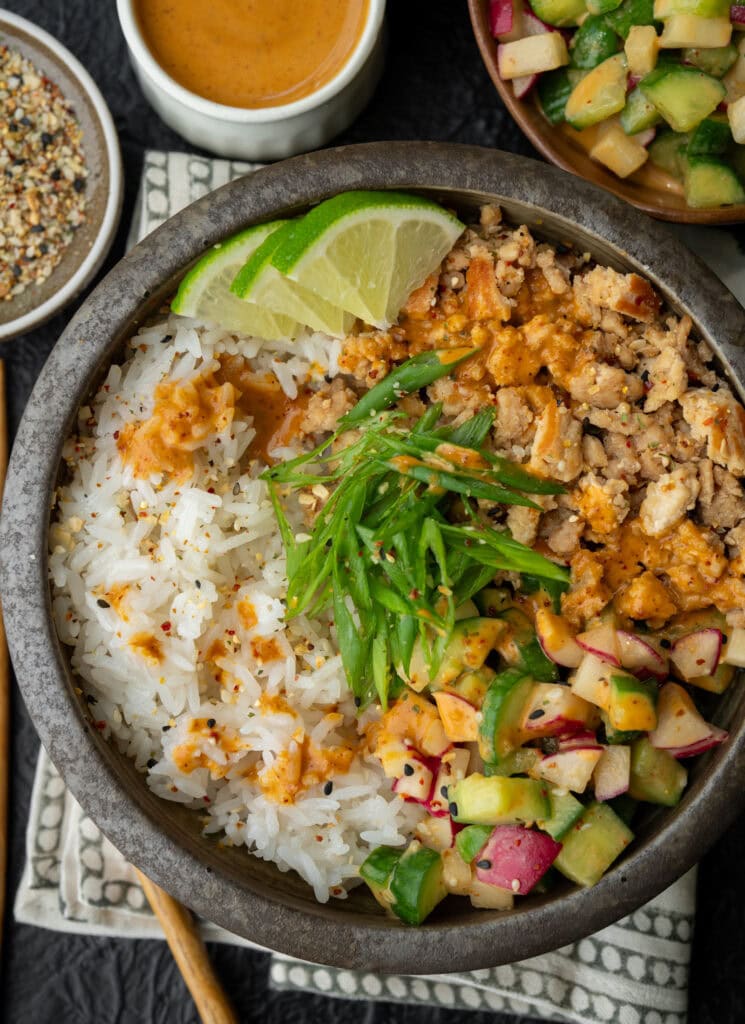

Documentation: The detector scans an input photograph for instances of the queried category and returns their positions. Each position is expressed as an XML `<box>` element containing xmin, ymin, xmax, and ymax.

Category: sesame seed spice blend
<box><xmin>0</xmin><ymin>44</ymin><xmax>87</xmax><ymax>302</ymax></box>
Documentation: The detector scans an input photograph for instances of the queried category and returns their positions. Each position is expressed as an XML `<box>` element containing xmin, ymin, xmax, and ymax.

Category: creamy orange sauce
<box><xmin>256</xmin><ymin>691</ymin><xmax>296</xmax><ymax>717</ymax></box>
<box><xmin>259</xmin><ymin>735</ymin><xmax>355</xmax><ymax>805</ymax></box>
<box><xmin>172</xmin><ymin>717</ymin><xmax>247</xmax><ymax>778</ymax></box>
<box><xmin>216</xmin><ymin>357</ymin><xmax>307</xmax><ymax>463</ymax></box>
<box><xmin>236</xmin><ymin>597</ymin><xmax>258</xmax><ymax>631</ymax></box>
<box><xmin>128</xmin><ymin>631</ymin><xmax>163</xmax><ymax>665</ymax></box>
<box><xmin>117</xmin><ymin>372</ymin><xmax>236</xmax><ymax>481</ymax></box>
<box><xmin>134</xmin><ymin>0</ymin><xmax>369</xmax><ymax>109</ymax></box>
<box><xmin>250</xmin><ymin>635</ymin><xmax>284</xmax><ymax>664</ymax></box>
<box><xmin>97</xmin><ymin>582</ymin><xmax>130</xmax><ymax>621</ymax></box>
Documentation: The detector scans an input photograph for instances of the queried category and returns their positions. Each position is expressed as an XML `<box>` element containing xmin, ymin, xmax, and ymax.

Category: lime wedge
<box><xmin>172</xmin><ymin>222</ymin><xmax>301</xmax><ymax>341</ymax></box>
<box><xmin>231</xmin><ymin>221</ymin><xmax>355</xmax><ymax>338</ymax></box>
<box><xmin>269</xmin><ymin>191</ymin><xmax>465</xmax><ymax>328</ymax></box>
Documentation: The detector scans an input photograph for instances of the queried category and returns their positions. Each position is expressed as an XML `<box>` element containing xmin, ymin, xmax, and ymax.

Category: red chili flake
<box><xmin>161</xmin><ymin>621</ymin><xmax>171</xmax><ymax>632</ymax></box>
<box><xmin>95</xmin><ymin>720</ymin><xmax>107</xmax><ymax>731</ymax></box>
<box><xmin>226</xmin><ymin>629</ymin><xmax>236</xmax><ymax>636</ymax></box>
<box><xmin>207</xmin><ymin>487</ymin><xmax>215</xmax><ymax>494</ymax></box>
<box><xmin>232</xmin><ymin>583</ymin><xmax>240</xmax><ymax>592</ymax></box>
<box><xmin>113</xmin><ymin>430</ymin><xmax>120</xmax><ymax>440</ymax></box>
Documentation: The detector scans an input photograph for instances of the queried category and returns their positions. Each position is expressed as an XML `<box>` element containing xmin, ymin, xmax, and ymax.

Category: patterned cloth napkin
<box><xmin>17</xmin><ymin>148</ymin><xmax>745</xmax><ymax>1024</ymax></box>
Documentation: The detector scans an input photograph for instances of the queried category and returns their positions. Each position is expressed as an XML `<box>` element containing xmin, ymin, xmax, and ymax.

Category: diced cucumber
<box><xmin>483</xmin><ymin>746</ymin><xmax>542</xmax><ymax>776</ymax></box>
<box><xmin>531</xmin><ymin>0</ymin><xmax>588</xmax><ymax>26</ymax></box>
<box><xmin>408</xmin><ymin>617</ymin><xmax>504</xmax><ymax>691</ymax></box>
<box><xmin>607</xmin><ymin>673</ymin><xmax>658</xmax><ymax>732</ymax></box>
<box><xmin>640</xmin><ymin>66</ymin><xmax>726</xmax><ymax>132</ymax></box>
<box><xmin>684</xmin><ymin>157</ymin><xmax>745</xmax><ymax>206</ymax></box>
<box><xmin>688</xmin><ymin>660</ymin><xmax>736</xmax><ymax>693</ymax></box>
<box><xmin>455</xmin><ymin>824</ymin><xmax>493</xmax><ymax>863</ymax></box>
<box><xmin>538</xmin><ymin>68</ymin><xmax>575</xmax><ymax>124</ymax></box>
<box><xmin>684</xmin><ymin>43</ymin><xmax>737</xmax><ymax>77</ymax></box>
<box><xmin>588</xmin><ymin>0</ymin><xmax>623</xmax><ymax>12</ymax></box>
<box><xmin>360</xmin><ymin>846</ymin><xmax>402</xmax><ymax>910</ymax></box>
<box><xmin>538</xmin><ymin>790</ymin><xmax>585</xmax><ymax>839</ymax></box>
<box><xmin>478</xmin><ymin>668</ymin><xmax>534</xmax><ymax>763</ymax></box>
<box><xmin>648</xmin><ymin>130</ymin><xmax>690</xmax><ymax>177</ymax></box>
<box><xmin>571</xmin><ymin>14</ymin><xmax>622</xmax><ymax>67</ymax></box>
<box><xmin>604</xmin><ymin>0</ymin><xmax>657</xmax><ymax>38</ymax></box>
<box><xmin>565</xmin><ymin>53</ymin><xmax>628</xmax><ymax>129</ymax></box>
<box><xmin>497</xmin><ymin>606</ymin><xmax>559</xmax><ymax>681</ymax></box>
<box><xmin>628</xmin><ymin>737</ymin><xmax>687</xmax><ymax>806</ymax></box>
<box><xmin>474</xmin><ymin>586</ymin><xmax>513</xmax><ymax>617</ymax></box>
<box><xmin>389</xmin><ymin>844</ymin><xmax>447</xmax><ymax>926</ymax></box>
<box><xmin>554</xmin><ymin>802</ymin><xmax>633</xmax><ymax>886</ymax></box>
<box><xmin>448</xmin><ymin>774</ymin><xmax>550</xmax><ymax>825</ymax></box>
<box><xmin>654</xmin><ymin>0</ymin><xmax>729</xmax><ymax>16</ymax></box>
<box><xmin>601</xmin><ymin>710</ymin><xmax>642</xmax><ymax>745</ymax></box>
<box><xmin>519</xmin><ymin>573</ymin><xmax>570</xmax><ymax>614</ymax></box>
<box><xmin>688</xmin><ymin>113</ymin><xmax>732</xmax><ymax>156</ymax></box>
<box><xmin>452</xmin><ymin>665</ymin><xmax>495</xmax><ymax>706</ymax></box>
<box><xmin>620</xmin><ymin>86</ymin><xmax>663</xmax><ymax>133</ymax></box>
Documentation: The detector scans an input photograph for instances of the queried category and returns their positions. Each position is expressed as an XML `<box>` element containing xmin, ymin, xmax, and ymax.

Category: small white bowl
<box><xmin>0</xmin><ymin>9</ymin><xmax>123</xmax><ymax>342</ymax></box>
<box><xmin>116</xmin><ymin>0</ymin><xmax>386</xmax><ymax>161</ymax></box>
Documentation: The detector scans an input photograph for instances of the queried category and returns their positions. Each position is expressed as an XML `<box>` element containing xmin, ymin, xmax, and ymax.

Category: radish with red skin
<box><xmin>617</xmin><ymin>630</ymin><xmax>668</xmax><ymax>679</ymax></box>
<box><xmin>649</xmin><ymin>681</ymin><xmax>726</xmax><ymax>758</ymax></box>
<box><xmin>576</xmin><ymin>622</ymin><xmax>621</xmax><ymax>666</ymax></box>
<box><xmin>513</xmin><ymin>73</ymin><xmax>539</xmax><ymax>98</ymax></box>
<box><xmin>428</xmin><ymin>747</ymin><xmax>470</xmax><ymax>816</ymax></box>
<box><xmin>669</xmin><ymin>628</ymin><xmax>722</xmax><ymax>681</ymax></box>
<box><xmin>666</xmin><ymin>726</ymin><xmax>728</xmax><ymax>759</ymax></box>
<box><xmin>392</xmin><ymin>753</ymin><xmax>436</xmax><ymax>805</ymax></box>
<box><xmin>536</xmin><ymin>609</ymin><xmax>584</xmax><ymax>668</ymax></box>
<box><xmin>593</xmin><ymin>744</ymin><xmax>631</xmax><ymax>801</ymax></box>
<box><xmin>535</xmin><ymin>746</ymin><xmax>604</xmax><ymax>792</ymax></box>
<box><xmin>490</xmin><ymin>0</ymin><xmax>515</xmax><ymax>36</ymax></box>
<box><xmin>520</xmin><ymin>682</ymin><xmax>597</xmax><ymax>739</ymax></box>
<box><xmin>732</xmin><ymin>3</ymin><xmax>745</xmax><ymax>22</ymax></box>
<box><xmin>634</xmin><ymin>127</ymin><xmax>657</xmax><ymax>147</ymax></box>
<box><xmin>474</xmin><ymin>825</ymin><xmax>561</xmax><ymax>895</ymax></box>
<box><xmin>558</xmin><ymin>729</ymin><xmax>602</xmax><ymax>751</ymax></box>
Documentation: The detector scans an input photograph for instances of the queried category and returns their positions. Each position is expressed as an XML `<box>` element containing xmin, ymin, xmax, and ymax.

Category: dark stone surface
<box><xmin>0</xmin><ymin>2</ymin><xmax>744</xmax><ymax>1022</ymax></box>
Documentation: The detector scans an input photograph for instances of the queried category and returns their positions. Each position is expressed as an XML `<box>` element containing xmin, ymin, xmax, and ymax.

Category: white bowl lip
<box><xmin>0</xmin><ymin>8</ymin><xmax>123</xmax><ymax>342</ymax></box>
<box><xmin>116</xmin><ymin>0</ymin><xmax>386</xmax><ymax>124</ymax></box>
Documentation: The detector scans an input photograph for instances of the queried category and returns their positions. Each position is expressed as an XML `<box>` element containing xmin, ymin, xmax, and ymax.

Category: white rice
<box><xmin>50</xmin><ymin>314</ymin><xmax>422</xmax><ymax>902</ymax></box>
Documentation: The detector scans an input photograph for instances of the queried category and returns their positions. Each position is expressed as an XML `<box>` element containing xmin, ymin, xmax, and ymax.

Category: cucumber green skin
<box><xmin>554</xmin><ymin>802</ymin><xmax>634</xmax><ymax>887</ymax></box>
<box><xmin>483</xmin><ymin>747</ymin><xmax>541</xmax><ymax>777</ymax></box>
<box><xmin>603</xmin><ymin>0</ymin><xmax>657</xmax><ymax>37</ymax></box>
<box><xmin>538</xmin><ymin>791</ymin><xmax>585</xmax><ymax>840</ymax></box>
<box><xmin>663</xmin><ymin>0</ymin><xmax>729</xmax><ymax>14</ymax></box>
<box><xmin>473</xmin><ymin>587</ymin><xmax>513</xmax><ymax>617</ymax></box>
<box><xmin>389</xmin><ymin>846</ymin><xmax>447</xmax><ymax>926</ymax></box>
<box><xmin>360</xmin><ymin>846</ymin><xmax>402</xmax><ymax>888</ymax></box>
<box><xmin>499</xmin><ymin>607</ymin><xmax>559</xmax><ymax>682</ymax></box>
<box><xmin>609</xmin><ymin>673</ymin><xmax>658</xmax><ymax>716</ymax></box>
<box><xmin>683</xmin><ymin>44</ymin><xmax>737</xmax><ymax>78</ymax></box>
<box><xmin>688</xmin><ymin>116</ymin><xmax>732</xmax><ymax>158</ymax></box>
<box><xmin>620</xmin><ymin>88</ymin><xmax>662</xmax><ymax>134</ymax></box>
<box><xmin>685</xmin><ymin>159</ymin><xmax>745</xmax><ymax>209</ymax></box>
<box><xmin>571</xmin><ymin>15</ymin><xmax>622</xmax><ymax>68</ymax></box>
<box><xmin>448</xmin><ymin>775</ymin><xmax>550</xmax><ymax>826</ymax></box>
<box><xmin>455</xmin><ymin>824</ymin><xmax>493</xmax><ymax>863</ymax></box>
<box><xmin>640</xmin><ymin>66</ymin><xmax>726</xmax><ymax>134</ymax></box>
<box><xmin>538</xmin><ymin>69</ymin><xmax>574</xmax><ymax>125</ymax></box>
<box><xmin>601</xmin><ymin>711</ymin><xmax>641</xmax><ymax>745</ymax></box>
<box><xmin>519</xmin><ymin>574</ymin><xmax>569</xmax><ymax>613</ymax></box>
<box><xmin>478</xmin><ymin>669</ymin><xmax>533</xmax><ymax>764</ymax></box>
<box><xmin>628</xmin><ymin>738</ymin><xmax>687</xmax><ymax>806</ymax></box>
<box><xmin>648</xmin><ymin>131</ymin><xmax>690</xmax><ymax>179</ymax></box>
<box><xmin>587</xmin><ymin>0</ymin><xmax>623</xmax><ymax>13</ymax></box>
<box><xmin>530</xmin><ymin>0</ymin><xmax>588</xmax><ymax>26</ymax></box>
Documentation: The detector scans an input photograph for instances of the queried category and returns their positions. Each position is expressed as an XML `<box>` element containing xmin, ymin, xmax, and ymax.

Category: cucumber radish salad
<box><xmin>53</xmin><ymin>192</ymin><xmax>745</xmax><ymax>926</ymax></box>
<box><xmin>491</xmin><ymin>0</ymin><xmax>745</xmax><ymax>207</ymax></box>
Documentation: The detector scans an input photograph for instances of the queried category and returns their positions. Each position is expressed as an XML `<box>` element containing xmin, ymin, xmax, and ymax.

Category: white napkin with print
<box><xmin>19</xmin><ymin>148</ymin><xmax>742</xmax><ymax>1023</ymax></box>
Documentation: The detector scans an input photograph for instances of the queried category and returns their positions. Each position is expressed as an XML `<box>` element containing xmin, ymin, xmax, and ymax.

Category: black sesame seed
<box><xmin>207</xmin><ymin>718</ymin><xmax>216</xmax><ymax>728</ymax></box>
<box><xmin>233</xmin><ymin>482</ymin><xmax>241</xmax><ymax>496</ymax></box>
<box><xmin>85</xmin><ymin>694</ymin><xmax>97</xmax><ymax>705</ymax></box>
<box><xmin>476</xmin><ymin>859</ymin><xmax>492</xmax><ymax>870</ymax></box>
<box><xmin>50</xmin><ymin>168</ymin><xmax>62</xmax><ymax>180</ymax></box>
<box><xmin>440</xmin><ymin>785</ymin><xmax>449</xmax><ymax>798</ymax></box>
<box><xmin>19</xmin><ymin>115</ymin><xmax>31</xmax><ymax>127</ymax></box>
<box><xmin>97</xmin><ymin>598</ymin><xmax>110</xmax><ymax>608</ymax></box>
<box><xmin>73</xmin><ymin>176</ymin><xmax>85</xmax><ymax>193</ymax></box>
<box><xmin>147</xmin><ymin>758</ymin><xmax>157</xmax><ymax>769</ymax></box>
<box><xmin>583</xmin><ymin>420</ymin><xmax>604</xmax><ymax>438</ymax></box>
<box><xmin>556</xmin><ymin>243</ymin><xmax>571</xmax><ymax>255</ymax></box>
<box><xmin>448</xmin><ymin>801</ymin><xmax>458</xmax><ymax>817</ymax></box>
<box><xmin>354</xmin><ymin>696</ymin><xmax>361</xmax><ymax>707</ymax></box>
<box><xmin>528</xmin><ymin>708</ymin><xmax>545</xmax><ymax>720</ymax></box>
<box><xmin>11</xmin><ymin>264</ymin><xmax>21</xmax><ymax>277</ymax></box>
<box><xmin>583</xmin><ymin>539</ymin><xmax>603</xmax><ymax>552</ymax></box>
<box><xmin>12</xmin><ymin>158</ymin><xmax>26</xmax><ymax>167</ymax></box>
<box><xmin>660</xmin><ymin>638</ymin><xmax>672</xmax><ymax>650</ymax></box>
<box><xmin>722</xmin><ymin>634</ymin><xmax>728</xmax><ymax>644</ymax></box>
<box><xmin>39</xmin><ymin>243</ymin><xmax>49</xmax><ymax>254</ymax></box>
<box><xmin>323</xmin><ymin>781</ymin><xmax>333</xmax><ymax>795</ymax></box>
<box><xmin>403</xmin><ymin>763</ymin><xmax>415</xmax><ymax>777</ymax></box>
<box><xmin>41</xmin><ymin>131</ymin><xmax>54</xmax><ymax>146</ymax></box>
<box><xmin>195</xmin><ymin>580</ymin><xmax>201</xmax><ymax>589</ymax></box>
<box><xmin>162</xmin><ymin>724</ymin><xmax>171</xmax><ymax>732</ymax></box>
<box><xmin>160</xmin><ymin>333</ymin><xmax>173</xmax><ymax>344</ymax></box>
<box><xmin>712</xmin><ymin>383</ymin><xmax>720</xmax><ymax>392</ymax></box>
<box><xmin>30</xmin><ymin>224</ymin><xmax>44</xmax><ymax>233</ymax></box>
<box><xmin>640</xmin><ymin>369</ymin><xmax>650</xmax><ymax>383</ymax></box>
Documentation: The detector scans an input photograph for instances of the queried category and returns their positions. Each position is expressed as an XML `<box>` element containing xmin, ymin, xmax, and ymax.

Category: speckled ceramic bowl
<box><xmin>0</xmin><ymin>9</ymin><xmax>122</xmax><ymax>341</ymax></box>
<box><xmin>3</xmin><ymin>143</ymin><xmax>745</xmax><ymax>972</ymax></box>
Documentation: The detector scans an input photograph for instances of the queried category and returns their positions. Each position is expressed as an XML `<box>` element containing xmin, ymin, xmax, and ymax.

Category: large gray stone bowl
<box><xmin>3</xmin><ymin>142</ymin><xmax>745</xmax><ymax>973</ymax></box>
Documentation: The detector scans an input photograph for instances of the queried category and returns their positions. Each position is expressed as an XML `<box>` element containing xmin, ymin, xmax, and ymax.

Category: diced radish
<box><xmin>576</xmin><ymin>622</ymin><xmax>621</xmax><ymax>666</ymax></box>
<box><xmin>617</xmin><ymin>630</ymin><xmax>668</xmax><ymax>679</ymax></box>
<box><xmin>649</xmin><ymin>681</ymin><xmax>726</xmax><ymax>758</ymax></box>
<box><xmin>490</xmin><ymin>0</ymin><xmax>515</xmax><ymax>36</ymax></box>
<box><xmin>392</xmin><ymin>753</ymin><xmax>435</xmax><ymax>804</ymax></box>
<box><xmin>728</xmin><ymin>94</ymin><xmax>745</xmax><ymax>142</ymax></box>
<box><xmin>733</xmin><ymin>4</ymin><xmax>745</xmax><ymax>24</ymax></box>
<box><xmin>475</xmin><ymin>825</ymin><xmax>561</xmax><ymax>895</ymax></box>
<box><xmin>670</xmin><ymin>629</ymin><xmax>722</xmax><ymax>681</ymax></box>
<box><xmin>593</xmin><ymin>745</ymin><xmax>631</xmax><ymax>801</ymax></box>
<box><xmin>513</xmin><ymin>73</ymin><xmax>539</xmax><ymax>98</ymax></box>
<box><xmin>558</xmin><ymin>729</ymin><xmax>602</xmax><ymax>751</ymax></box>
<box><xmin>433</xmin><ymin>691</ymin><xmax>479</xmax><ymax>743</ymax></box>
<box><xmin>634</xmin><ymin>127</ymin><xmax>657</xmax><ymax>147</ymax></box>
<box><xmin>428</xmin><ymin>747</ymin><xmax>470</xmax><ymax>816</ymax></box>
<box><xmin>520</xmin><ymin>682</ymin><xmax>597</xmax><ymax>739</ymax></box>
<box><xmin>497</xmin><ymin>0</ymin><xmax>526</xmax><ymax>41</ymax></box>
<box><xmin>536</xmin><ymin>609</ymin><xmax>584</xmax><ymax>668</ymax></box>
<box><xmin>442</xmin><ymin>848</ymin><xmax>473</xmax><ymax>895</ymax></box>
<box><xmin>723</xmin><ymin>625</ymin><xmax>745</xmax><ymax>667</ymax></box>
<box><xmin>416</xmin><ymin>815</ymin><xmax>456</xmax><ymax>852</ymax></box>
<box><xmin>659</xmin><ymin>14</ymin><xmax>732</xmax><ymax>49</ymax></box>
<box><xmin>591</xmin><ymin>122</ymin><xmax>650</xmax><ymax>177</ymax></box>
<box><xmin>571</xmin><ymin>653</ymin><xmax>612</xmax><ymax>710</ymax></box>
<box><xmin>468</xmin><ymin>878</ymin><xmax>515</xmax><ymax>909</ymax></box>
<box><xmin>497</xmin><ymin>33</ymin><xmax>569</xmax><ymax>80</ymax></box>
<box><xmin>628</xmin><ymin>74</ymin><xmax>642</xmax><ymax>89</ymax></box>
<box><xmin>523</xmin><ymin>7</ymin><xmax>552</xmax><ymax>34</ymax></box>
<box><xmin>535</xmin><ymin>746</ymin><xmax>604</xmax><ymax>793</ymax></box>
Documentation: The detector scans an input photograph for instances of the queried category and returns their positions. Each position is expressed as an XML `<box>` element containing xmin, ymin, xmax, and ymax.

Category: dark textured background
<box><xmin>1</xmin><ymin>2</ymin><xmax>744</xmax><ymax>1022</ymax></box>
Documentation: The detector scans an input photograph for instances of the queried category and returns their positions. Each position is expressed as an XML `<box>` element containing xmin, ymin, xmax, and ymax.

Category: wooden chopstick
<box><xmin>135</xmin><ymin>869</ymin><xmax>238</xmax><ymax>1024</ymax></box>
<box><xmin>0</xmin><ymin>361</ymin><xmax>9</xmax><ymax>944</ymax></box>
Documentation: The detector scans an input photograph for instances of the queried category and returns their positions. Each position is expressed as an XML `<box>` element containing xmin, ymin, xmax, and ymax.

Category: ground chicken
<box><xmin>573</xmin><ymin>474</ymin><xmax>629</xmax><ymax>534</ymax></box>
<box><xmin>529</xmin><ymin>400</ymin><xmax>583</xmax><ymax>482</ymax></box>
<box><xmin>540</xmin><ymin>509</ymin><xmax>584</xmax><ymax>559</ymax></box>
<box><xmin>643</xmin><ymin>347</ymin><xmax>688</xmax><ymax>413</ymax></box>
<box><xmin>506</xmin><ymin>505</ymin><xmax>540</xmax><ymax>546</ymax></box>
<box><xmin>679</xmin><ymin>387</ymin><xmax>745</xmax><ymax>476</ymax></box>
<box><xmin>300</xmin><ymin>379</ymin><xmax>356</xmax><ymax>436</ymax></box>
<box><xmin>574</xmin><ymin>266</ymin><xmax>662</xmax><ymax>325</ymax></box>
<box><xmin>569</xmin><ymin>362</ymin><xmax>643</xmax><ymax>409</ymax></box>
<box><xmin>698</xmin><ymin>465</ymin><xmax>745</xmax><ymax>529</ymax></box>
<box><xmin>465</xmin><ymin>250</ymin><xmax>512</xmax><ymax>322</ymax></box>
<box><xmin>561</xmin><ymin>548</ymin><xmax>611</xmax><ymax>625</ymax></box>
<box><xmin>615</xmin><ymin>572</ymin><xmax>677</xmax><ymax>623</ymax></box>
<box><xmin>639</xmin><ymin>465</ymin><xmax>700</xmax><ymax>537</ymax></box>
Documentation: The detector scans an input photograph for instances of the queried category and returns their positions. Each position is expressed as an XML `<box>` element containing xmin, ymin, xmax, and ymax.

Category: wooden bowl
<box><xmin>468</xmin><ymin>0</ymin><xmax>745</xmax><ymax>225</ymax></box>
